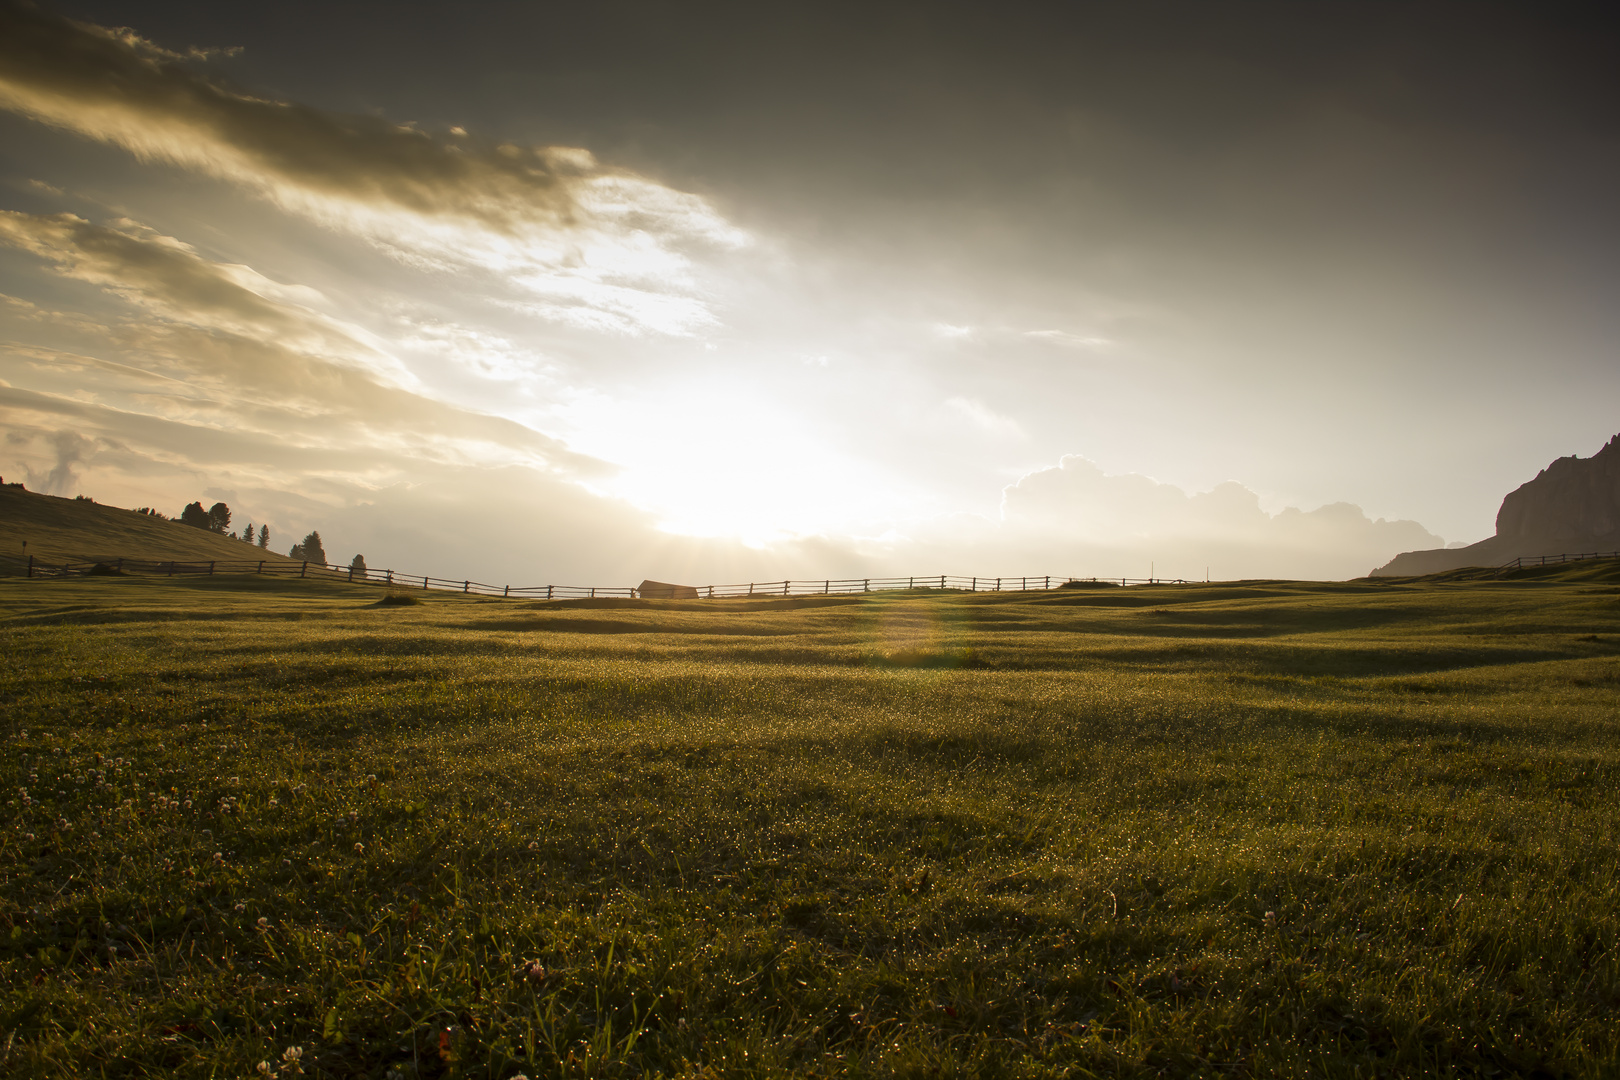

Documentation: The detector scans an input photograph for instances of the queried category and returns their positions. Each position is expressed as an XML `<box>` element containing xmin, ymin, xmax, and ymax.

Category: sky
<box><xmin>2</xmin><ymin>0</ymin><xmax>1618</xmax><ymax>584</ymax></box>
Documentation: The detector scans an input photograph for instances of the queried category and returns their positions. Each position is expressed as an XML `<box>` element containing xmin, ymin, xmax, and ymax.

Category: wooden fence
<box><xmin>21</xmin><ymin>558</ymin><xmax>1207</xmax><ymax>597</ymax></box>
<box><xmin>1497</xmin><ymin>550</ymin><xmax>1620</xmax><ymax>573</ymax></box>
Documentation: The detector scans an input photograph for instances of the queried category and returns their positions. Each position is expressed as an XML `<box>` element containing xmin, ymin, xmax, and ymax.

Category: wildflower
<box><xmin>257</xmin><ymin>916</ymin><xmax>270</xmax><ymax>931</ymax></box>
<box><xmin>527</xmin><ymin>841</ymin><xmax>540</xmax><ymax>851</ymax></box>
<box><xmin>366</xmin><ymin>774</ymin><xmax>377</xmax><ymax>784</ymax></box>
<box><xmin>348</xmin><ymin>809</ymin><xmax>359</xmax><ymax>824</ymax></box>
<box><xmin>1263</xmin><ymin>911</ymin><xmax>1277</xmax><ymax>926</ymax></box>
<box><xmin>234</xmin><ymin>902</ymin><xmax>247</xmax><ymax>913</ymax></box>
<box><xmin>354</xmin><ymin>842</ymin><xmax>365</xmax><ymax>855</ymax></box>
<box><xmin>213</xmin><ymin>851</ymin><xmax>224</xmax><ymax>865</ymax></box>
<box><xmin>282</xmin><ymin>1045</ymin><xmax>304</xmax><ymax>1073</ymax></box>
<box><xmin>21</xmin><ymin>833</ymin><xmax>34</xmax><ymax>842</ymax></box>
<box><xmin>268</xmin><ymin>797</ymin><xmax>279</xmax><ymax>808</ymax></box>
<box><xmin>257</xmin><ymin>1062</ymin><xmax>274</xmax><ymax>1076</ymax></box>
<box><xmin>56</xmin><ymin>817</ymin><xmax>69</xmax><ymax>831</ymax></box>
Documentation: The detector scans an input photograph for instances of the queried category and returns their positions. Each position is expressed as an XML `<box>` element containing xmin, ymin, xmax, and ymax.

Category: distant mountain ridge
<box><xmin>1372</xmin><ymin>433</ymin><xmax>1620</xmax><ymax>576</ymax></box>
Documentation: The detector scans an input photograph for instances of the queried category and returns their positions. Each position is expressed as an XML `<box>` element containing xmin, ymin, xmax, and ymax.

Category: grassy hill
<box><xmin>3</xmin><ymin>564</ymin><xmax>1620</xmax><ymax>1076</ymax></box>
<box><xmin>0</xmin><ymin>485</ymin><xmax>301</xmax><ymax>576</ymax></box>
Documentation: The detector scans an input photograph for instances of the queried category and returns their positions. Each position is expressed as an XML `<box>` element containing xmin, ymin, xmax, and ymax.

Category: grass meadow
<box><xmin>3</xmin><ymin>566</ymin><xmax>1619</xmax><ymax>1078</ymax></box>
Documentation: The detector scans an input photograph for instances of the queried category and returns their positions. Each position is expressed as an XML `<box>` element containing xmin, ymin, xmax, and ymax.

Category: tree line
<box><xmin>175</xmin><ymin>500</ymin><xmax>362</xmax><ymax>570</ymax></box>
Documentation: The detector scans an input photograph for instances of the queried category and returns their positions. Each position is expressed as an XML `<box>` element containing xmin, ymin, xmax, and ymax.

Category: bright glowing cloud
<box><xmin>0</xmin><ymin>210</ymin><xmax>601</xmax><ymax>484</ymax></box>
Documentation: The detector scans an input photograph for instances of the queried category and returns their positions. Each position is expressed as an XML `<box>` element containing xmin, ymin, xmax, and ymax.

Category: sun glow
<box><xmin>560</xmin><ymin>383</ymin><xmax>908</xmax><ymax>544</ymax></box>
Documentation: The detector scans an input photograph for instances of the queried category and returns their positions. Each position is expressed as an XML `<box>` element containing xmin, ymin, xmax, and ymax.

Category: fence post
<box><xmin>504</xmin><ymin>585</ymin><xmax>509</xmax><ymax>597</ymax></box>
<box><xmin>748</xmin><ymin>583</ymin><xmax>754</xmax><ymax>596</ymax></box>
<box><xmin>1044</xmin><ymin>576</ymin><xmax>1049</xmax><ymax>589</ymax></box>
<box><xmin>783</xmin><ymin>581</ymin><xmax>789</xmax><ymax>595</ymax></box>
<box><xmin>824</xmin><ymin>579</ymin><xmax>829</xmax><ymax>594</ymax></box>
<box><xmin>387</xmin><ymin>570</ymin><xmax>393</xmax><ymax>585</ymax></box>
<box><xmin>423</xmin><ymin>576</ymin><xmax>429</xmax><ymax>591</ymax></box>
<box><xmin>168</xmin><ymin>561</ymin><xmax>175</xmax><ymax>577</ymax></box>
<box><xmin>257</xmin><ymin>561</ymin><xmax>264</xmax><ymax>574</ymax></box>
<box><xmin>995</xmin><ymin>577</ymin><xmax>1000</xmax><ymax>591</ymax></box>
<box><xmin>300</xmin><ymin>561</ymin><xmax>307</xmax><ymax>578</ymax></box>
<box><xmin>940</xmin><ymin>575</ymin><xmax>946</xmax><ymax>590</ymax></box>
<box><xmin>117</xmin><ymin>558</ymin><xmax>124</xmax><ymax>572</ymax></box>
<box><xmin>547</xmin><ymin>585</ymin><xmax>553</xmax><ymax>599</ymax></box>
<box><xmin>909</xmin><ymin>576</ymin><xmax>914</xmax><ymax>589</ymax></box>
<box><xmin>864</xmin><ymin>579</ymin><xmax>870</xmax><ymax>593</ymax></box>
<box><xmin>463</xmin><ymin>580</ymin><xmax>470</xmax><ymax>593</ymax></box>
<box><xmin>26</xmin><ymin>555</ymin><xmax>32</xmax><ymax>578</ymax></box>
<box><xmin>209</xmin><ymin>561</ymin><xmax>215</xmax><ymax>576</ymax></box>
<box><xmin>971</xmin><ymin>576</ymin><xmax>976</xmax><ymax>591</ymax></box>
<box><xmin>348</xmin><ymin>564</ymin><xmax>354</xmax><ymax>583</ymax></box>
<box><xmin>708</xmin><ymin>585</ymin><xmax>713</xmax><ymax>599</ymax></box>
<box><xmin>590</xmin><ymin>587</ymin><xmax>595</xmax><ymax>598</ymax></box>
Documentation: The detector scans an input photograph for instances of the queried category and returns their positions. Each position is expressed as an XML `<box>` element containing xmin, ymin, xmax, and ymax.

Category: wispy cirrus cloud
<box><xmin>0</xmin><ymin>3</ymin><xmax>745</xmax><ymax>336</ymax></box>
<box><xmin>0</xmin><ymin>210</ymin><xmax>605</xmax><ymax>479</ymax></box>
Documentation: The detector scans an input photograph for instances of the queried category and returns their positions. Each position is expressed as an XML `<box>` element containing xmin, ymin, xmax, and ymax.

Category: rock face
<box><xmin>1372</xmin><ymin>433</ymin><xmax>1620</xmax><ymax>576</ymax></box>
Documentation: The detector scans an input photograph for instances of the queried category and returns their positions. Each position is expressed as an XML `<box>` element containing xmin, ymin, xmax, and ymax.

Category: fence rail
<box><xmin>21</xmin><ymin>558</ymin><xmax>1208</xmax><ymax>597</ymax></box>
<box><xmin>1497</xmin><ymin>550</ymin><xmax>1620</xmax><ymax>573</ymax></box>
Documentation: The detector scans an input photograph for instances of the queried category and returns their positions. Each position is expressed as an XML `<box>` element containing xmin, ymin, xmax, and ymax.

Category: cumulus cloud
<box><xmin>988</xmin><ymin>455</ymin><xmax>1444</xmax><ymax>579</ymax></box>
<box><xmin>0</xmin><ymin>4</ymin><xmax>744</xmax><ymax>336</ymax></box>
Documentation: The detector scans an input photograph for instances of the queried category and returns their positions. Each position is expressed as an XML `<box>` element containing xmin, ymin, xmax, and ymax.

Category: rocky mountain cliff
<box><xmin>1372</xmin><ymin>433</ymin><xmax>1620</xmax><ymax>576</ymax></box>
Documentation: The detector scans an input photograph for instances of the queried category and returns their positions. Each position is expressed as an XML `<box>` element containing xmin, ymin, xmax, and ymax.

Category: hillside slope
<box><xmin>1373</xmin><ymin>432</ymin><xmax>1620</xmax><ymax>576</ymax></box>
<box><xmin>0</xmin><ymin>485</ymin><xmax>302</xmax><ymax>576</ymax></box>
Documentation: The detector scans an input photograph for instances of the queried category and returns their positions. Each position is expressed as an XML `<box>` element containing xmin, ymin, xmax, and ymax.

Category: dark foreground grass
<box><xmin>3</xmin><ymin>568</ymin><xmax>1620</xmax><ymax>1077</ymax></box>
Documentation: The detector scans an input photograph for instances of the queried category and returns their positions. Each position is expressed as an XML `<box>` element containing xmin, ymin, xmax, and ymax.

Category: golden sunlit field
<box><xmin>4</xmin><ymin>566</ymin><xmax>1620</xmax><ymax>1078</ymax></box>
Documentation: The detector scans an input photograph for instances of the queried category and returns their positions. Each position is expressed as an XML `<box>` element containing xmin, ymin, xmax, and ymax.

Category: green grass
<box><xmin>0</xmin><ymin>485</ymin><xmax>299</xmax><ymax>576</ymax></box>
<box><xmin>3</xmin><ymin>567</ymin><xmax>1620</xmax><ymax>1077</ymax></box>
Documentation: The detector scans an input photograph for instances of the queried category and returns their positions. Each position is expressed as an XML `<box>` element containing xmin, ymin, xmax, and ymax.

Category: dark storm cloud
<box><xmin>0</xmin><ymin>2</ymin><xmax>743</xmax><ymax>334</ymax></box>
<box><xmin>0</xmin><ymin>2</ymin><xmax>592</xmax><ymax>230</ymax></box>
